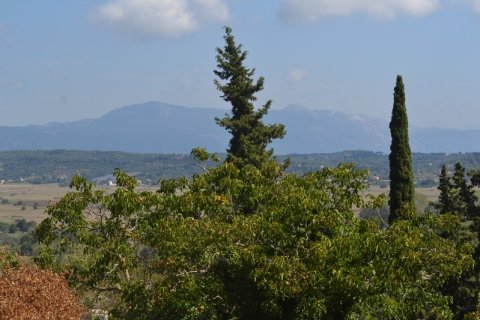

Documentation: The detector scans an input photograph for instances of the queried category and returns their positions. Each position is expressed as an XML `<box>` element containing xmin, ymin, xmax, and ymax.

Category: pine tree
<box><xmin>468</xmin><ymin>169</ymin><xmax>480</xmax><ymax>188</ymax></box>
<box><xmin>214</xmin><ymin>27</ymin><xmax>286</xmax><ymax>170</ymax></box>
<box><xmin>452</xmin><ymin>162</ymin><xmax>477</xmax><ymax>219</ymax></box>
<box><xmin>388</xmin><ymin>75</ymin><xmax>415</xmax><ymax>223</ymax></box>
<box><xmin>437</xmin><ymin>164</ymin><xmax>454</xmax><ymax>214</ymax></box>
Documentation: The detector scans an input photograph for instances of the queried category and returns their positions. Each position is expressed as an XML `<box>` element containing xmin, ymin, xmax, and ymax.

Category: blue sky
<box><xmin>1</xmin><ymin>0</ymin><xmax>480</xmax><ymax>129</ymax></box>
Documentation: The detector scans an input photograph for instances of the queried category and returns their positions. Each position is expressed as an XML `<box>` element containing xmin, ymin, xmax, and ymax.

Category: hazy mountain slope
<box><xmin>268</xmin><ymin>107</ymin><xmax>389</xmax><ymax>153</ymax></box>
<box><xmin>410</xmin><ymin>127</ymin><xmax>480</xmax><ymax>153</ymax></box>
<box><xmin>0</xmin><ymin>101</ymin><xmax>477</xmax><ymax>153</ymax></box>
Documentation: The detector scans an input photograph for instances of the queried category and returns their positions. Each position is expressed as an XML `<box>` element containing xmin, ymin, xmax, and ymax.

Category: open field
<box><xmin>0</xmin><ymin>183</ymin><xmax>159</xmax><ymax>223</ymax></box>
<box><xmin>0</xmin><ymin>184</ymin><xmax>71</xmax><ymax>223</ymax></box>
<box><xmin>369</xmin><ymin>185</ymin><xmax>439</xmax><ymax>201</ymax></box>
<box><xmin>368</xmin><ymin>185</ymin><xmax>441</xmax><ymax>211</ymax></box>
<box><xmin>0</xmin><ymin>183</ymin><xmax>448</xmax><ymax>224</ymax></box>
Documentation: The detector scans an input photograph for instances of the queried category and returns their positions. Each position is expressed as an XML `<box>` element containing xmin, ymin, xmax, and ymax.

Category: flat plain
<box><xmin>0</xmin><ymin>183</ymin><xmax>445</xmax><ymax>224</ymax></box>
<box><xmin>368</xmin><ymin>185</ymin><xmax>440</xmax><ymax>211</ymax></box>
<box><xmin>0</xmin><ymin>184</ymin><xmax>70</xmax><ymax>223</ymax></box>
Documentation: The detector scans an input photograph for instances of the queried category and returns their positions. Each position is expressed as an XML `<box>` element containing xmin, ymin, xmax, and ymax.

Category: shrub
<box><xmin>0</xmin><ymin>266</ymin><xmax>85</xmax><ymax>319</ymax></box>
<box><xmin>8</xmin><ymin>224</ymin><xmax>18</xmax><ymax>234</ymax></box>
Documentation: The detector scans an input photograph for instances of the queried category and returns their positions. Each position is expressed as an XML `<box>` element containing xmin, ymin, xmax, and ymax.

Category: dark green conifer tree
<box><xmin>437</xmin><ymin>164</ymin><xmax>454</xmax><ymax>214</ymax></box>
<box><xmin>214</xmin><ymin>27</ymin><xmax>286</xmax><ymax>170</ymax></box>
<box><xmin>452</xmin><ymin>162</ymin><xmax>477</xmax><ymax>219</ymax></box>
<box><xmin>388</xmin><ymin>75</ymin><xmax>415</xmax><ymax>223</ymax></box>
<box><xmin>468</xmin><ymin>169</ymin><xmax>480</xmax><ymax>188</ymax></box>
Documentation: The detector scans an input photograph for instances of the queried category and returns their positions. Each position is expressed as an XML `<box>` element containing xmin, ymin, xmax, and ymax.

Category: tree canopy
<box><xmin>388</xmin><ymin>75</ymin><xmax>415</xmax><ymax>223</ymax></box>
<box><xmin>35</xmin><ymin>163</ymin><xmax>475</xmax><ymax>319</ymax></box>
<box><xmin>437</xmin><ymin>164</ymin><xmax>454</xmax><ymax>214</ymax></box>
<box><xmin>214</xmin><ymin>27</ymin><xmax>286</xmax><ymax>171</ymax></box>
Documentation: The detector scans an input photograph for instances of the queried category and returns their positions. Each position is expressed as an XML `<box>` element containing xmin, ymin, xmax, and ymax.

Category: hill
<box><xmin>0</xmin><ymin>102</ymin><xmax>478</xmax><ymax>153</ymax></box>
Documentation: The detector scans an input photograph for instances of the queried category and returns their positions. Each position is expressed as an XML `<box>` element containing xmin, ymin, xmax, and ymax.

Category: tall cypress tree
<box><xmin>437</xmin><ymin>164</ymin><xmax>454</xmax><ymax>214</ymax></box>
<box><xmin>388</xmin><ymin>75</ymin><xmax>415</xmax><ymax>223</ymax></box>
<box><xmin>214</xmin><ymin>27</ymin><xmax>286</xmax><ymax>170</ymax></box>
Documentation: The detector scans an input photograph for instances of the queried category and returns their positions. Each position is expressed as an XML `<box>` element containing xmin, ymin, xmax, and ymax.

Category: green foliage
<box><xmin>0</xmin><ymin>246</ymin><xmax>20</xmax><ymax>269</ymax></box>
<box><xmin>388</xmin><ymin>75</ymin><xmax>415</xmax><ymax>223</ymax></box>
<box><xmin>35</xmin><ymin>163</ymin><xmax>473</xmax><ymax>319</ymax></box>
<box><xmin>190</xmin><ymin>148</ymin><xmax>220</xmax><ymax>163</ymax></box>
<box><xmin>437</xmin><ymin>164</ymin><xmax>455</xmax><ymax>214</ymax></box>
<box><xmin>2</xmin><ymin>149</ymin><xmax>480</xmax><ymax>185</ymax></box>
<box><xmin>430</xmin><ymin>162</ymin><xmax>480</xmax><ymax>317</ymax></box>
<box><xmin>0</xmin><ymin>222</ymin><xmax>8</xmax><ymax>232</ymax></box>
<box><xmin>214</xmin><ymin>27</ymin><xmax>286</xmax><ymax>171</ymax></box>
<box><xmin>0</xmin><ymin>220</ymin><xmax>37</xmax><ymax>256</ymax></box>
<box><xmin>452</xmin><ymin>162</ymin><xmax>478</xmax><ymax>219</ymax></box>
<box><xmin>469</xmin><ymin>169</ymin><xmax>480</xmax><ymax>187</ymax></box>
<box><xmin>0</xmin><ymin>150</ymin><xmax>210</xmax><ymax>184</ymax></box>
<box><xmin>15</xmin><ymin>218</ymin><xmax>35</xmax><ymax>232</ymax></box>
<box><xmin>8</xmin><ymin>224</ymin><xmax>18</xmax><ymax>234</ymax></box>
<box><xmin>434</xmin><ymin>162</ymin><xmax>479</xmax><ymax>219</ymax></box>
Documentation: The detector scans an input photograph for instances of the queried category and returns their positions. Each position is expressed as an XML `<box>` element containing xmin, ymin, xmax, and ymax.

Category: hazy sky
<box><xmin>1</xmin><ymin>0</ymin><xmax>480</xmax><ymax>129</ymax></box>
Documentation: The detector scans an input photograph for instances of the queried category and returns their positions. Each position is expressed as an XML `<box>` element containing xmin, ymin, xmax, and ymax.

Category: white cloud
<box><xmin>463</xmin><ymin>0</ymin><xmax>480</xmax><ymax>12</ymax></box>
<box><xmin>92</xmin><ymin>0</ymin><xmax>229</xmax><ymax>38</ymax></box>
<box><xmin>289</xmin><ymin>68</ymin><xmax>307</xmax><ymax>82</ymax></box>
<box><xmin>279</xmin><ymin>0</ymin><xmax>441</xmax><ymax>23</ymax></box>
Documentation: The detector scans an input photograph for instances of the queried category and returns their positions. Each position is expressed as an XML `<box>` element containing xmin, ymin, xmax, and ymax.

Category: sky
<box><xmin>1</xmin><ymin>0</ymin><xmax>480</xmax><ymax>129</ymax></box>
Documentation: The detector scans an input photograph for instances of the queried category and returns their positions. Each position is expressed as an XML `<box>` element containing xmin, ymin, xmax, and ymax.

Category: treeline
<box><xmin>0</xmin><ymin>218</ymin><xmax>37</xmax><ymax>255</ymax></box>
<box><xmin>0</xmin><ymin>150</ymin><xmax>198</xmax><ymax>184</ymax></box>
<box><xmin>1</xmin><ymin>149</ymin><xmax>480</xmax><ymax>187</ymax></box>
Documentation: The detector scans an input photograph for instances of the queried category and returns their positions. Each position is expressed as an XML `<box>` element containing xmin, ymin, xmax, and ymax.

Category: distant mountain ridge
<box><xmin>0</xmin><ymin>101</ymin><xmax>478</xmax><ymax>153</ymax></box>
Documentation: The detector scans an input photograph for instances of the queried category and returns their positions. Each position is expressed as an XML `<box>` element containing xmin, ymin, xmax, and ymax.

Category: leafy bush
<box><xmin>0</xmin><ymin>222</ymin><xmax>9</xmax><ymax>232</ymax></box>
<box><xmin>15</xmin><ymin>219</ymin><xmax>28</xmax><ymax>232</ymax></box>
<box><xmin>35</xmin><ymin>163</ymin><xmax>473</xmax><ymax>319</ymax></box>
<box><xmin>8</xmin><ymin>224</ymin><xmax>18</xmax><ymax>234</ymax></box>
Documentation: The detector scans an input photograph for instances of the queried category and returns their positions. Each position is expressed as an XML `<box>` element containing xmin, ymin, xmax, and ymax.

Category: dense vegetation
<box><xmin>0</xmin><ymin>218</ymin><xmax>38</xmax><ymax>255</ymax></box>
<box><xmin>35</xmin><ymin>160</ymin><xmax>478</xmax><ymax>319</ymax></box>
<box><xmin>1</xmin><ymin>149</ymin><xmax>480</xmax><ymax>187</ymax></box>
<box><xmin>0</xmin><ymin>150</ymin><xmax>200</xmax><ymax>185</ymax></box>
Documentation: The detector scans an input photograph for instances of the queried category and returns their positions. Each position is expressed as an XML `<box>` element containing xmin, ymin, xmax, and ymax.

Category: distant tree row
<box><xmin>2</xmin><ymin>149</ymin><xmax>480</xmax><ymax>186</ymax></box>
<box><xmin>0</xmin><ymin>219</ymin><xmax>37</xmax><ymax>256</ymax></box>
<box><xmin>0</xmin><ymin>219</ymin><xmax>36</xmax><ymax>233</ymax></box>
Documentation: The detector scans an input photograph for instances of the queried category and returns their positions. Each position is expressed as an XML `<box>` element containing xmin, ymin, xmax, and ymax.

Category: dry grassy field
<box><xmin>0</xmin><ymin>184</ymin><xmax>71</xmax><ymax>223</ymax></box>
<box><xmin>372</xmin><ymin>186</ymin><xmax>440</xmax><ymax>212</ymax></box>
<box><xmin>0</xmin><ymin>183</ymin><xmax>159</xmax><ymax>223</ymax></box>
<box><xmin>369</xmin><ymin>185</ymin><xmax>438</xmax><ymax>199</ymax></box>
<box><xmin>0</xmin><ymin>182</ymin><xmax>446</xmax><ymax>224</ymax></box>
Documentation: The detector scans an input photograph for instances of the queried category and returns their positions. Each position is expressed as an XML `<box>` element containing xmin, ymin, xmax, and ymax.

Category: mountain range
<box><xmin>0</xmin><ymin>101</ymin><xmax>478</xmax><ymax>154</ymax></box>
